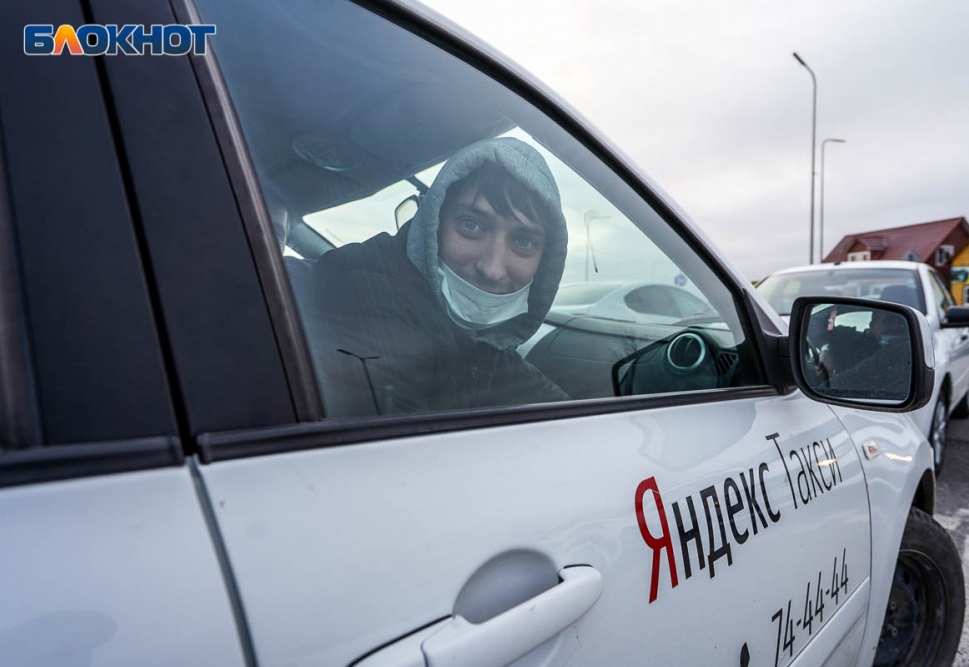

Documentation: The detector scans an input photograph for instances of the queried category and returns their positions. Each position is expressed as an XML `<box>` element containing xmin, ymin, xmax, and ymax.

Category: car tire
<box><xmin>952</xmin><ymin>392</ymin><xmax>969</xmax><ymax>419</ymax></box>
<box><xmin>928</xmin><ymin>394</ymin><xmax>948</xmax><ymax>474</ymax></box>
<box><xmin>874</xmin><ymin>507</ymin><xmax>965</xmax><ymax>667</ymax></box>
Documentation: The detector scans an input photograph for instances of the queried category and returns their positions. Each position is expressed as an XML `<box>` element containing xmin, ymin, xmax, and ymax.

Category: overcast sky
<box><xmin>420</xmin><ymin>0</ymin><xmax>969</xmax><ymax>281</ymax></box>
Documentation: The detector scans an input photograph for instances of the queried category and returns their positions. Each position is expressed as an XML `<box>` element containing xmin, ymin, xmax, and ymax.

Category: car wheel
<box><xmin>929</xmin><ymin>395</ymin><xmax>948</xmax><ymax>474</ymax></box>
<box><xmin>874</xmin><ymin>508</ymin><xmax>965</xmax><ymax>667</ymax></box>
<box><xmin>952</xmin><ymin>392</ymin><xmax>969</xmax><ymax>419</ymax></box>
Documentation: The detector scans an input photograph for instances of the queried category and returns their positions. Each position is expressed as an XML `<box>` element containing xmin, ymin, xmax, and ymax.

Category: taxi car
<box><xmin>758</xmin><ymin>260</ymin><xmax>969</xmax><ymax>475</ymax></box>
<box><xmin>0</xmin><ymin>1</ymin><xmax>963</xmax><ymax>666</ymax></box>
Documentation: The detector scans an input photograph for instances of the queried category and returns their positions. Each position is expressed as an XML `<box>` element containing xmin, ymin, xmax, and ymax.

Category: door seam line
<box><xmin>190</xmin><ymin>456</ymin><xmax>259</xmax><ymax>667</ymax></box>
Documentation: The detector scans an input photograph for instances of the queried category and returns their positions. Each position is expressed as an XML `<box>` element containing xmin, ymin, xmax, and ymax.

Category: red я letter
<box><xmin>635</xmin><ymin>476</ymin><xmax>679</xmax><ymax>603</ymax></box>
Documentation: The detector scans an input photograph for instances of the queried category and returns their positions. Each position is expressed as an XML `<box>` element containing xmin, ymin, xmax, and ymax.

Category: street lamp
<box><xmin>583</xmin><ymin>210</ymin><xmax>610</xmax><ymax>281</ymax></box>
<box><xmin>793</xmin><ymin>52</ymin><xmax>817</xmax><ymax>264</ymax></box>
<box><xmin>819</xmin><ymin>138</ymin><xmax>846</xmax><ymax>262</ymax></box>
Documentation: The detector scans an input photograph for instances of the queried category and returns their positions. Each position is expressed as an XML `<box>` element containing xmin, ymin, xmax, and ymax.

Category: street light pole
<box><xmin>819</xmin><ymin>138</ymin><xmax>846</xmax><ymax>262</ymax></box>
<box><xmin>583</xmin><ymin>210</ymin><xmax>609</xmax><ymax>281</ymax></box>
<box><xmin>793</xmin><ymin>52</ymin><xmax>817</xmax><ymax>264</ymax></box>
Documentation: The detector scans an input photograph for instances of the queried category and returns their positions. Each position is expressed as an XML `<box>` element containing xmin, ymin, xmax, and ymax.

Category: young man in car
<box><xmin>300</xmin><ymin>137</ymin><xmax>570</xmax><ymax>417</ymax></box>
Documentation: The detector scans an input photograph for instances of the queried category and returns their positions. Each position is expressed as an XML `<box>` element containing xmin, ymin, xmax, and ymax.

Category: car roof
<box><xmin>766</xmin><ymin>260</ymin><xmax>923</xmax><ymax>277</ymax></box>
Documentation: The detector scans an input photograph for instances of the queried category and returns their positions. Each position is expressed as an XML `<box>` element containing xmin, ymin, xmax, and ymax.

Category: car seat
<box><xmin>878</xmin><ymin>284</ymin><xmax>922</xmax><ymax>312</ymax></box>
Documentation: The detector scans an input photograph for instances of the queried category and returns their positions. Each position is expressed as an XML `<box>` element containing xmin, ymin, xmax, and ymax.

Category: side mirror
<box><xmin>942</xmin><ymin>305</ymin><xmax>969</xmax><ymax>328</ymax></box>
<box><xmin>788</xmin><ymin>296</ymin><xmax>935</xmax><ymax>412</ymax></box>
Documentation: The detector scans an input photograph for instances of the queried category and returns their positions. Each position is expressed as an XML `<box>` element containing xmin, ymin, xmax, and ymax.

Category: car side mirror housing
<box><xmin>787</xmin><ymin>296</ymin><xmax>935</xmax><ymax>412</ymax></box>
<box><xmin>941</xmin><ymin>305</ymin><xmax>969</xmax><ymax>328</ymax></box>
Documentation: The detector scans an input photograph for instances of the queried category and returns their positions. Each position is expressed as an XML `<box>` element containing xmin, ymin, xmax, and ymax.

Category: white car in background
<box><xmin>758</xmin><ymin>260</ymin><xmax>969</xmax><ymax>473</ymax></box>
<box><xmin>551</xmin><ymin>281</ymin><xmax>718</xmax><ymax>323</ymax></box>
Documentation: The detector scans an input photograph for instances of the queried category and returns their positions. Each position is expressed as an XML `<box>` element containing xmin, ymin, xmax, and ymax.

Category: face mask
<box><xmin>438</xmin><ymin>260</ymin><xmax>532</xmax><ymax>329</ymax></box>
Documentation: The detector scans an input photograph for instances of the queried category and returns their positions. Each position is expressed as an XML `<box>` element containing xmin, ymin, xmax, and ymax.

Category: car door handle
<box><xmin>421</xmin><ymin>565</ymin><xmax>602</xmax><ymax>667</ymax></box>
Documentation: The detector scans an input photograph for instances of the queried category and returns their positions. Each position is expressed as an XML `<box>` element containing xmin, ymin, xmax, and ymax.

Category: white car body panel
<box><xmin>0</xmin><ymin>468</ymin><xmax>245</xmax><ymax>667</ymax></box>
<box><xmin>830</xmin><ymin>405</ymin><xmax>934</xmax><ymax>665</ymax></box>
<box><xmin>201</xmin><ymin>393</ymin><xmax>871</xmax><ymax>666</ymax></box>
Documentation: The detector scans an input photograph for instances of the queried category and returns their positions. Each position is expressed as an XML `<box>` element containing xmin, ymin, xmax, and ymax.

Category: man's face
<box><xmin>438</xmin><ymin>181</ymin><xmax>546</xmax><ymax>294</ymax></box>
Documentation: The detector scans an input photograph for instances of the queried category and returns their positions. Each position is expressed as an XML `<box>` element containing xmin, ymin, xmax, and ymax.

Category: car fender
<box><xmin>828</xmin><ymin>404</ymin><xmax>934</xmax><ymax>664</ymax></box>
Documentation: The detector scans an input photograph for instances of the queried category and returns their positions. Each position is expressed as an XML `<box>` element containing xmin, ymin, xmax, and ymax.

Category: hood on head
<box><xmin>406</xmin><ymin>137</ymin><xmax>568</xmax><ymax>350</ymax></box>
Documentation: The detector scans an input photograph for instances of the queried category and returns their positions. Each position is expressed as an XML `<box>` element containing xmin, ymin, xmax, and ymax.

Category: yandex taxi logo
<box><xmin>24</xmin><ymin>24</ymin><xmax>216</xmax><ymax>56</ymax></box>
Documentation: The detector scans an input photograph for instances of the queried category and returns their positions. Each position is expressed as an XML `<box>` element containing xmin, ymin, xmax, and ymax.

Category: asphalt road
<box><xmin>933</xmin><ymin>415</ymin><xmax>969</xmax><ymax>665</ymax></box>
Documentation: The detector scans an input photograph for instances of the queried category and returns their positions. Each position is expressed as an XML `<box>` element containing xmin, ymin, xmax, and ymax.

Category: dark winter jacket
<box><xmin>300</xmin><ymin>137</ymin><xmax>570</xmax><ymax>417</ymax></box>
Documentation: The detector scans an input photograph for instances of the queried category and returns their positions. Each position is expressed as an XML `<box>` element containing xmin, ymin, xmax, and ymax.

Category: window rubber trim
<box><xmin>170</xmin><ymin>0</ymin><xmax>323</xmax><ymax>423</ymax></box>
<box><xmin>0</xmin><ymin>435</ymin><xmax>184</xmax><ymax>489</ymax></box>
<box><xmin>197</xmin><ymin>386</ymin><xmax>778</xmax><ymax>463</ymax></box>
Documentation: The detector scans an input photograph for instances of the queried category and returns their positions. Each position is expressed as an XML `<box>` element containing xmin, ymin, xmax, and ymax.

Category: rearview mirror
<box><xmin>395</xmin><ymin>195</ymin><xmax>420</xmax><ymax>230</ymax></box>
<box><xmin>788</xmin><ymin>297</ymin><xmax>935</xmax><ymax>412</ymax></box>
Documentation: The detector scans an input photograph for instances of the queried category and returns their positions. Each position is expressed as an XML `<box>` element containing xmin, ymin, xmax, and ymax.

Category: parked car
<box><xmin>758</xmin><ymin>260</ymin><xmax>969</xmax><ymax>474</ymax></box>
<box><xmin>1</xmin><ymin>2</ymin><xmax>963</xmax><ymax>667</ymax></box>
<box><xmin>551</xmin><ymin>281</ymin><xmax>717</xmax><ymax>322</ymax></box>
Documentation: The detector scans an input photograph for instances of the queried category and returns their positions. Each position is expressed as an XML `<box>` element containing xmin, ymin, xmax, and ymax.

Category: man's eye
<box><xmin>459</xmin><ymin>217</ymin><xmax>481</xmax><ymax>233</ymax></box>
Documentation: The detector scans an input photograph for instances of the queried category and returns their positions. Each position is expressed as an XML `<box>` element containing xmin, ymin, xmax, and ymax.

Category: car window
<box><xmin>624</xmin><ymin>286</ymin><xmax>677</xmax><ymax>317</ymax></box>
<box><xmin>668</xmin><ymin>287</ymin><xmax>716</xmax><ymax>318</ymax></box>
<box><xmin>928</xmin><ymin>269</ymin><xmax>955</xmax><ymax>316</ymax></box>
<box><xmin>551</xmin><ymin>283</ymin><xmax>619</xmax><ymax>307</ymax></box>
<box><xmin>197</xmin><ymin>0</ymin><xmax>765</xmax><ymax>417</ymax></box>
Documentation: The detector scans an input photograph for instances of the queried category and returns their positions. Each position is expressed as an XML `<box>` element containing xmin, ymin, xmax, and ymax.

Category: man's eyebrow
<box><xmin>450</xmin><ymin>201</ymin><xmax>497</xmax><ymax>220</ymax></box>
<box><xmin>450</xmin><ymin>200</ymin><xmax>547</xmax><ymax>235</ymax></box>
<box><xmin>512</xmin><ymin>217</ymin><xmax>546</xmax><ymax>237</ymax></box>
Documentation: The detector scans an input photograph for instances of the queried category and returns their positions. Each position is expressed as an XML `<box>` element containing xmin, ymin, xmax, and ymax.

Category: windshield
<box><xmin>758</xmin><ymin>267</ymin><xmax>925</xmax><ymax>315</ymax></box>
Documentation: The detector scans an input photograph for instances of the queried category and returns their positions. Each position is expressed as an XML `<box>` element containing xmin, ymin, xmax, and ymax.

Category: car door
<box><xmin>0</xmin><ymin>2</ymin><xmax>245</xmax><ymax>664</ymax></box>
<box><xmin>101</xmin><ymin>0</ymin><xmax>874</xmax><ymax>665</ymax></box>
<box><xmin>926</xmin><ymin>267</ymin><xmax>969</xmax><ymax>407</ymax></box>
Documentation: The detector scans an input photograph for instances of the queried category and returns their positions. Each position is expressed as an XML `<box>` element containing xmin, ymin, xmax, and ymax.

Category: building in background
<box><xmin>825</xmin><ymin>217</ymin><xmax>969</xmax><ymax>303</ymax></box>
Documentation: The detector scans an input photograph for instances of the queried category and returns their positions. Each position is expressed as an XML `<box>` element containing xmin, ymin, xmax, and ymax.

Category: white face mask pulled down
<box><xmin>438</xmin><ymin>260</ymin><xmax>532</xmax><ymax>330</ymax></box>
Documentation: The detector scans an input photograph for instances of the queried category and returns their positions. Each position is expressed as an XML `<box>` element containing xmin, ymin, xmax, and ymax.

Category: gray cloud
<box><xmin>421</xmin><ymin>0</ymin><xmax>969</xmax><ymax>280</ymax></box>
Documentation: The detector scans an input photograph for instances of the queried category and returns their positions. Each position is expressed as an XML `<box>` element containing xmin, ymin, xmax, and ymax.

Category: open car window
<box><xmin>197</xmin><ymin>0</ymin><xmax>765</xmax><ymax>417</ymax></box>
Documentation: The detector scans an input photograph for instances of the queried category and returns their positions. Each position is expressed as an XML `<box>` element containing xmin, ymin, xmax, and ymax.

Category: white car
<box><xmin>758</xmin><ymin>260</ymin><xmax>969</xmax><ymax>474</ymax></box>
<box><xmin>0</xmin><ymin>2</ymin><xmax>963</xmax><ymax>667</ymax></box>
<box><xmin>551</xmin><ymin>281</ymin><xmax>718</xmax><ymax>323</ymax></box>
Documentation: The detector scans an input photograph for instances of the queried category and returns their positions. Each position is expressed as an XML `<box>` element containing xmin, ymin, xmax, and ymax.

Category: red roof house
<box><xmin>823</xmin><ymin>217</ymin><xmax>969</xmax><ymax>281</ymax></box>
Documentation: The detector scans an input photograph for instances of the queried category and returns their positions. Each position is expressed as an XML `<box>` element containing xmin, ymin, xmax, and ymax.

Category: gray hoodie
<box><xmin>405</xmin><ymin>137</ymin><xmax>569</xmax><ymax>350</ymax></box>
